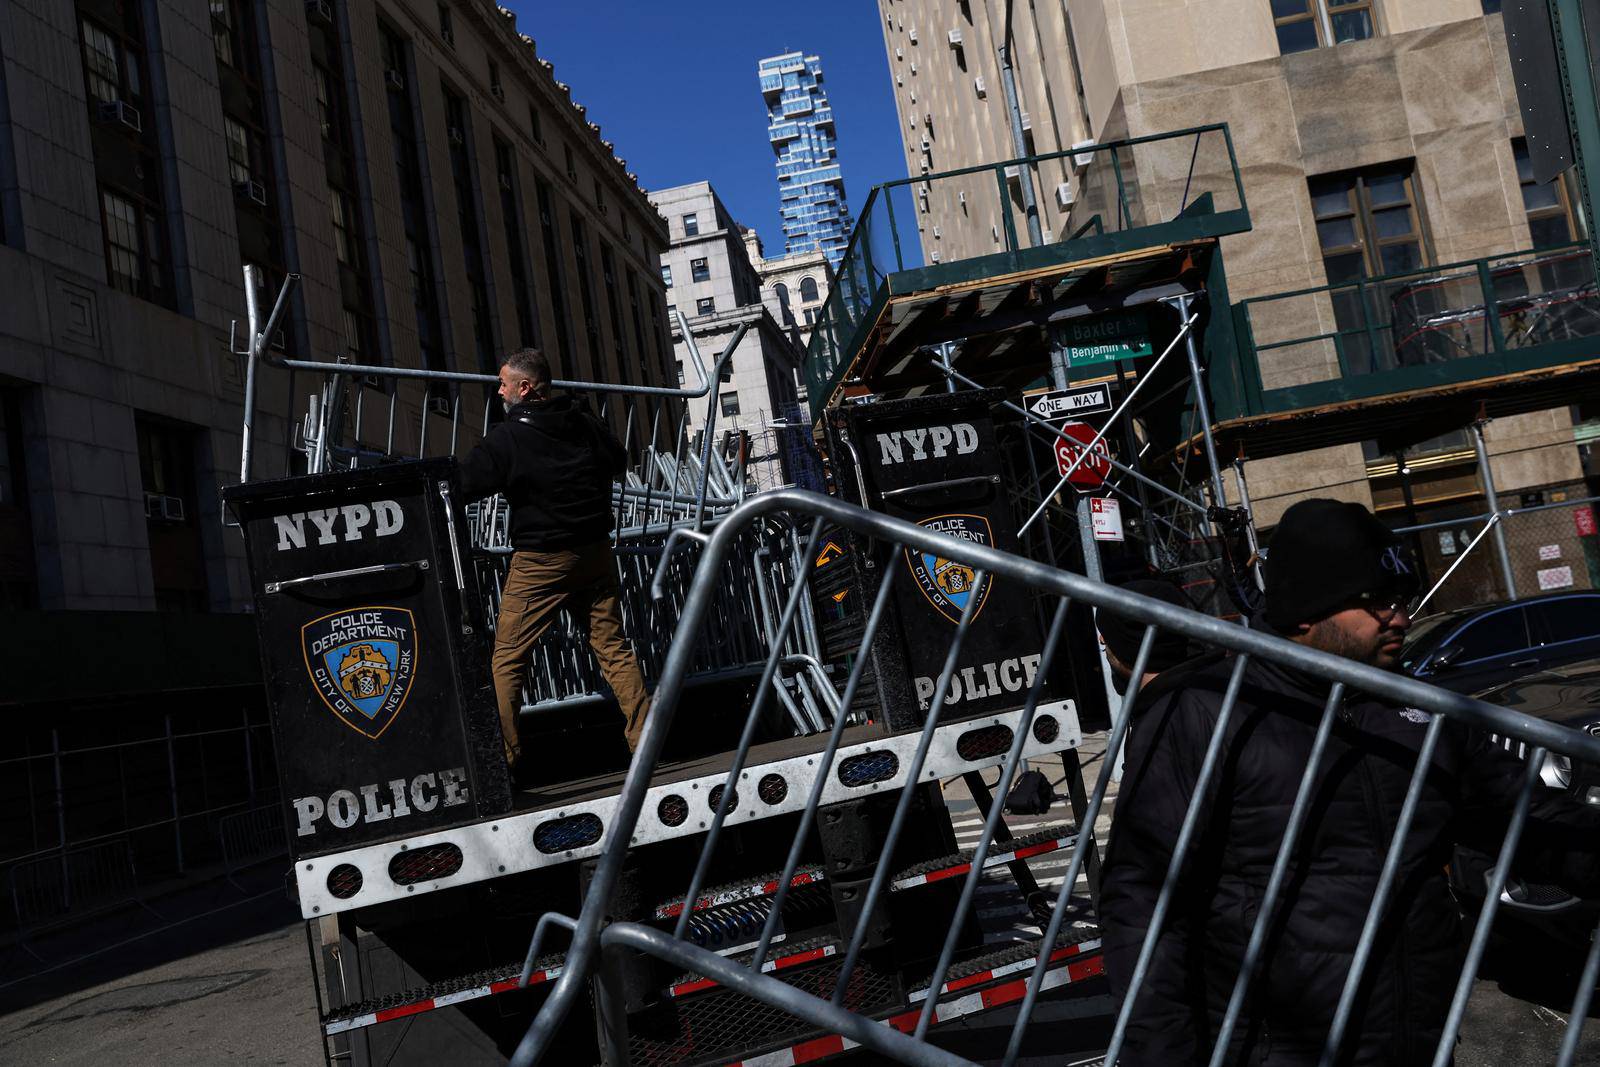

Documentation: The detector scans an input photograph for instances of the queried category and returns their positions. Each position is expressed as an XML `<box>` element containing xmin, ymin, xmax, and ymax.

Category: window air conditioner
<box><xmin>97</xmin><ymin>100</ymin><xmax>142</xmax><ymax>133</ymax></box>
<box><xmin>932</xmin><ymin>226</ymin><xmax>942</xmax><ymax>238</ymax></box>
<box><xmin>305</xmin><ymin>0</ymin><xmax>333</xmax><ymax>26</ymax></box>
<box><xmin>161</xmin><ymin>495</ymin><xmax>186</xmax><ymax>522</ymax></box>
<box><xmin>910</xmin><ymin>62</ymin><xmax>918</xmax><ymax>75</ymax></box>
<box><xmin>1072</xmin><ymin>139</ymin><xmax>1096</xmax><ymax>168</ymax></box>
<box><xmin>895</xmin><ymin>48</ymin><xmax>903</xmax><ymax>60</ymax></box>
<box><xmin>948</xmin><ymin>28</ymin><xmax>964</xmax><ymax>46</ymax></box>
<box><xmin>958</xmin><ymin>190</ymin><xmax>966</xmax><ymax>205</ymax></box>
<box><xmin>143</xmin><ymin>492</ymin><xmax>162</xmax><ymax>520</ymax></box>
<box><xmin>991</xmin><ymin>224</ymin><xmax>999</xmax><ymax>240</ymax></box>
<box><xmin>908</xmin><ymin>27</ymin><xmax>918</xmax><ymax>43</ymax></box>
<box><xmin>920</xmin><ymin>137</ymin><xmax>930</xmax><ymax>151</ymax></box>
<box><xmin>974</xmin><ymin>76</ymin><xmax>986</xmax><ymax>98</ymax></box>
<box><xmin>234</xmin><ymin>179</ymin><xmax>268</xmax><ymax>207</ymax></box>
<box><xmin>448</xmin><ymin>125</ymin><xmax>465</xmax><ymax>146</ymax></box>
<box><xmin>385</xmin><ymin>69</ymin><xmax>406</xmax><ymax>92</ymax></box>
<box><xmin>441</xmin><ymin>28</ymin><xmax>455</xmax><ymax>47</ymax></box>
<box><xmin>930</xmin><ymin>250</ymin><xmax>942</xmax><ymax>263</ymax></box>
<box><xmin>1020</xmin><ymin>111</ymin><xmax>1032</xmax><ymax>130</ymax></box>
<box><xmin>1054</xmin><ymin>181</ymin><xmax>1074</xmax><ymax>210</ymax></box>
<box><xmin>491</xmin><ymin>83</ymin><xmax>506</xmax><ymax>103</ymax></box>
<box><xmin>499</xmin><ymin>173</ymin><xmax>513</xmax><ymax>190</ymax></box>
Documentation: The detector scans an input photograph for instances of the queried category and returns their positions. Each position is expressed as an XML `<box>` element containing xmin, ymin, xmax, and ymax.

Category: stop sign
<box><xmin>1054</xmin><ymin>421</ymin><xmax>1111</xmax><ymax>488</ymax></box>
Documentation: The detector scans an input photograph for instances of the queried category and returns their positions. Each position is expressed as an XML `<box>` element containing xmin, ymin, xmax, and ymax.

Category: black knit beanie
<box><xmin>1264</xmin><ymin>499</ymin><xmax>1419</xmax><ymax>630</ymax></box>
<box><xmin>1098</xmin><ymin>579</ymin><xmax>1195</xmax><ymax>672</ymax></box>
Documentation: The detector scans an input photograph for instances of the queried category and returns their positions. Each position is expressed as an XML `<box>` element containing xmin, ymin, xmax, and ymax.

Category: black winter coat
<box><xmin>458</xmin><ymin>396</ymin><xmax>626</xmax><ymax>550</ymax></box>
<box><xmin>1101</xmin><ymin>650</ymin><xmax>1598</xmax><ymax>1066</ymax></box>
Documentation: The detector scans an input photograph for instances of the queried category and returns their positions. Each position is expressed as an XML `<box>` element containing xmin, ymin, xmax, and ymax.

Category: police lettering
<box><xmin>293</xmin><ymin>767</ymin><xmax>469</xmax><ymax>836</ymax></box>
<box><xmin>914</xmin><ymin>654</ymin><xmax>1042</xmax><ymax>708</ymax></box>
<box><xmin>274</xmin><ymin>499</ymin><xmax>404</xmax><ymax>551</ymax></box>
<box><xmin>876</xmin><ymin>423</ymin><xmax>979</xmax><ymax>465</ymax></box>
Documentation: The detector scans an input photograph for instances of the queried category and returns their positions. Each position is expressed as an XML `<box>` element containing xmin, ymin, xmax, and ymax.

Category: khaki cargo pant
<box><xmin>491</xmin><ymin>543</ymin><xmax>651</xmax><ymax>767</ymax></box>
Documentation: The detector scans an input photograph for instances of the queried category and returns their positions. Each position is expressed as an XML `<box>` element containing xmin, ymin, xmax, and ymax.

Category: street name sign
<box><xmin>1022</xmin><ymin>383</ymin><xmax>1114</xmax><ymax>422</ymax></box>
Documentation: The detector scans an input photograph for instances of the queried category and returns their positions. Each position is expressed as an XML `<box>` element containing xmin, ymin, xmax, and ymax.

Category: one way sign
<box><xmin>1022</xmin><ymin>383</ymin><xmax>1114</xmax><ymax>422</ymax></box>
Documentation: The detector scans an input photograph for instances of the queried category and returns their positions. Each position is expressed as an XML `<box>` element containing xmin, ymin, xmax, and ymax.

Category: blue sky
<box><xmin>506</xmin><ymin>1</ymin><xmax>907</xmax><ymax>255</ymax></box>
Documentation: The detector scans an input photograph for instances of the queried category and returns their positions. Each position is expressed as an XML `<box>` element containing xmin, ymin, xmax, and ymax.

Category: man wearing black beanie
<box><xmin>1099</xmin><ymin>499</ymin><xmax>1600</xmax><ymax>1066</ymax></box>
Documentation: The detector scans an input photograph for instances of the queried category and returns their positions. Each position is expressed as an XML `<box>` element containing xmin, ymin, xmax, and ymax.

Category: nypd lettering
<box><xmin>274</xmin><ymin>500</ymin><xmax>404</xmax><ymax>551</ymax></box>
<box><xmin>906</xmin><ymin>514</ymin><xmax>993</xmax><ymax>624</ymax></box>
<box><xmin>876</xmin><ymin>423</ymin><xmax>979</xmax><ymax>466</ymax></box>
<box><xmin>293</xmin><ymin>767</ymin><xmax>469</xmax><ymax>837</ymax></box>
<box><xmin>301</xmin><ymin>606</ymin><xmax>418</xmax><ymax>739</ymax></box>
<box><xmin>915</xmin><ymin>654</ymin><xmax>1043</xmax><ymax>709</ymax></box>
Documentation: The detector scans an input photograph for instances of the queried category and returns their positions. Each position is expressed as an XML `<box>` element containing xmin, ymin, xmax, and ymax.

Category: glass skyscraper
<box><xmin>759</xmin><ymin>52</ymin><xmax>853</xmax><ymax>267</ymax></box>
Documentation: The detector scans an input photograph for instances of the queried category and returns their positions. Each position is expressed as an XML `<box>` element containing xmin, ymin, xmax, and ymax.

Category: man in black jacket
<box><xmin>459</xmin><ymin>349</ymin><xmax>650</xmax><ymax>772</ymax></box>
<box><xmin>1100</xmin><ymin>499</ymin><xmax>1596</xmax><ymax>1065</ymax></box>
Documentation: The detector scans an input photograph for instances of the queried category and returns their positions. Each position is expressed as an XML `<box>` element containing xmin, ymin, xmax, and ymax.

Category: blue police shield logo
<box><xmin>301</xmin><ymin>606</ymin><xmax>418</xmax><ymax>739</ymax></box>
<box><xmin>905</xmin><ymin>514</ymin><xmax>993</xmax><ymax>624</ymax></box>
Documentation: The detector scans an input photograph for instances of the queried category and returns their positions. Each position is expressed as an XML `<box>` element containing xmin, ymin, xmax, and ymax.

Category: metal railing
<box><xmin>510</xmin><ymin>488</ymin><xmax>1600</xmax><ymax>1066</ymax></box>
<box><xmin>233</xmin><ymin>271</ymin><xmax>838</xmax><ymax>730</ymax></box>
<box><xmin>803</xmin><ymin>124</ymin><xmax>1249</xmax><ymax>415</ymax></box>
<box><xmin>1231</xmin><ymin>243</ymin><xmax>1600</xmax><ymax>418</ymax></box>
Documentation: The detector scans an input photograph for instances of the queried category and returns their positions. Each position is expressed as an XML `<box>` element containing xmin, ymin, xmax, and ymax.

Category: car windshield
<box><xmin>1400</xmin><ymin>611</ymin><xmax>1468</xmax><ymax>671</ymax></box>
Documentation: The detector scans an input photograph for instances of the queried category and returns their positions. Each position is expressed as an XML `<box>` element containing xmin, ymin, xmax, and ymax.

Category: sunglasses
<box><xmin>1351</xmin><ymin>592</ymin><xmax>1419</xmax><ymax>621</ymax></box>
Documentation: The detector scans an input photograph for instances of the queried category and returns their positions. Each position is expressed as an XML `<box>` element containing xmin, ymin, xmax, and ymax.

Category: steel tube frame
<box><xmin>1470</xmin><ymin>419</ymin><xmax>1519</xmax><ymax>599</ymax></box>
<box><xmin>513</xmin><ymin>488</ymin><xmax>1600</xmax><ymax>1067</ymax></box>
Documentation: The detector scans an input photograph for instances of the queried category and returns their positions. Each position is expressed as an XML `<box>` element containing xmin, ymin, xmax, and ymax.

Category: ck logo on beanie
<box><xmin>1380</xmin><ymin>546</ymin><xmax>1412</xmax><ymax>576</ymax></box>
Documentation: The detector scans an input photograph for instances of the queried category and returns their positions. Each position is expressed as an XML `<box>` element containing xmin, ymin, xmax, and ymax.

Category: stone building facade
<box><xmin>650</xmin><ymin>181</ymin><xmax>805</xmax><ymax>483</ymax></box>
<box><xmin>1</xmin><ymin>0</ymin><xmax>674</xmax><ymax>616</ymax></box>
<box><xmin>878</xmin><ymin>0</ymin><xmax>1593</xmax><ymax>553</ymax></box>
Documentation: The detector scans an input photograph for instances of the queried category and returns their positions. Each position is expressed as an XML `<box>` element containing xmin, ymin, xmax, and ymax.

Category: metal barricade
<box><xmin>219</xmin><ymin>800</ymin><xmax>288</xmax><ymax>889</ymax></box>
<box><xmin>508</xmin><ymin>488</ymin><xmax>1600</xmax><ymax>1067</ymax></box>
<box><xmin>7</xmin><ymin>837</ymin><xmax>160</xmax><ymax>958</ymax></box>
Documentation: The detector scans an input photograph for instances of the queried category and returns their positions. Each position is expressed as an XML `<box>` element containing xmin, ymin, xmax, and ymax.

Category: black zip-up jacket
<box><xmin>458</xmin><ymin>396</ymin><xmax>626</xmax><ymax>550</ymax></box>
<box><xmin>1101</xmin><ymin>646</ymin><xmax>1600</xmax><ymax>1066</ymax></box>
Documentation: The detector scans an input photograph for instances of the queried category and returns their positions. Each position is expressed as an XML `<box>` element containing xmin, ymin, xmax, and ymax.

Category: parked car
<box><xmin>1400</xmin><ymin>590</ymin><xmax>1600</xmax><ymax>694</ymax></box>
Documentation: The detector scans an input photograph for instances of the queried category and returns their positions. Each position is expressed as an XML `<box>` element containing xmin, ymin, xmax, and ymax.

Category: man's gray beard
<box><xmin>502</xmin><ymin>397</ymin><xmax>513</xmax><ymax>414</ymax></box>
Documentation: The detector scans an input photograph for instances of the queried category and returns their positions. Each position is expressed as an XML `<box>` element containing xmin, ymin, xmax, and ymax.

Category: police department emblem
<box><xmin>301</xmin><ymin>606</ymin><xmax>418</xmax><ymax>739</ymax></box>
<box><xmin>905</xmin><ymin>514</ymin><xmax>993</xmax><ymax>624</ymax></box>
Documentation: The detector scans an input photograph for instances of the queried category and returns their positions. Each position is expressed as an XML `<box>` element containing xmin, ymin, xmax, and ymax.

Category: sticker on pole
<box><xmin>1054</xmin><ymin>421</ymin><xmax>1111</xmax><ymax>489</ymax></box>
<box><xmin>1089</xmin><ymin>497</ymin><xmax>1123</xmax><ymax>542</ymax></box>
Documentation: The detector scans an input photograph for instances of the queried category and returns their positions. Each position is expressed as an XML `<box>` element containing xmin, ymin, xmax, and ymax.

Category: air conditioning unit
<box><xmin>910</xmin><ymin>62</ymin><xmax>918</xmax><ymax>75</ymax></box>
<box><xmin>234</xmin><ymin>179</ymin><xmax>268</xmax><ymax>206</ymax></box>
<box><xmin>991</xmin><ymin>224</ymin><xmax>999</xmax><ymax>240</ymax></box>
<box><xmin>896</xmin><ymin>74</ymin><xmax>903</xmax><ymax>86</ymax></box>
<box><xmin>441</xmin><ymin>28</ymin><xmax>455</xmax><ymax>47</ymax></box>
<box><xmin>1054</xmin><ymin>181</ymin><xmax>1075</xmax><ymax>210</ymax></box>
<box><xmin>427</xmin><ymin>394</ymin><xmax>452</xmax><ymax>415</ymax></box>
<box><xmin>319</xmin><ymin>120</ymin><xmax>332</xmax><ymax>140</ymax></box>
<box><xmin>161</xmin><ymin>495</ymin><xmax>186</xmax><ymax>522</ymax></box>
<box><xmin>923</xmin><ymin>112</ymin><xmax>932</xmax><ymax>126</ymax></box>
<box><xmin>499</xmin><ymin>173</ymin><xmax>513</xmax><ymax>190</ymax></box>
<box><xmin>385</xmin><ymin>69</ymin><xmax>405</xmax><ymax>92</ymax></box>
<box><xmin>908</xmin><ymin>116</ymin><xmax>917</xmax><ymax>130</ymax></box>
<box><xmin>895</xmin><ymin>48</ymin><xmax>903</xmax><ymax>60</ymax></box>
<box><xmin>932</xmin><ymin>226</ymin><xmax>942</xmax><ymax>239</ymax></box>
<box><xmin>491</xmin><ymin>83</ymin><xmax>505</xmax><ymax>103</ymax></box>
<box><xmin>920</xmin><ymin>137</ymin><xmax>930</xmax><ymax>151</ymax></box>
<box><xmin>1072</xmin><ymin>139</ymin><xmax>1096</xmax><ymax>168</ymax></box>
<box><xmin>305</xmin><ymin>0</ymin><xmax>333</xmax><ymax>26</ymax></box>
<box><xmin>1020</xmin><ymin>111</ymin><xmax>1032</xmax><ymax>131</ymax></box>
<box><xmin>908</xmin><ymin>27</ymin><xmax>918</xmax><ymax>43</ymax></box>
<box><xmin>909</xmin><ymin>90</ymin><xmax>917</xmax><ymax>104</ymax></box>
<box><xmin>930</xmin><ymin>250</ymin><xmax>942</xmax><ymax>263</ymax></box>
<box><xmin>1003</xmin><ymin>164</ymin><xmax>1021</xmax><ymax>179</ymax></box>
<box><xmin>143</xmin><ymin>492</ymin><xmax>162</xmax><ymax>520</ymax></box>
<box><xmin>948</xmin><ymin>28</ymin><xmax>964</xmax><ymax>46</ymax></box>
<box><xmin>97</xmin><ymin>100</ymin><xmax>142</xmax><ymax>133</ymax></box>
<box><xmin>449</xmin><ymin>126</ymin><xmax>466</xmax><ymax>147</ymax></box>
<box><xmin>974</xmin><ymin>76</ymin><xmax>987</xmax><ymax>98</ymax></box>
<box><xmin>958</xmin><ymin>190</ymin><xmax>966</xmax><ymax>205</ymax></box>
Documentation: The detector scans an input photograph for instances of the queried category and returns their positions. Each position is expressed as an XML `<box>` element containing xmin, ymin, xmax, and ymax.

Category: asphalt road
<box><xmin>0</xmin><ymin>742</ymin><xmax>1594</xmax><ymax>1065</ymax></box>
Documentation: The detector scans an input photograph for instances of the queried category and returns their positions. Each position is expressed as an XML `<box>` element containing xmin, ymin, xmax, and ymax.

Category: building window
<box><xmin>720</xmin><ymin>391</ymin><xmax>741</xmax><ymax>416</ymax></box>
<box><xmin>136</xmin><ymin>415</ymin><xmax>209</xmax><ymax>612</ymax></box>
<box><xmin>438</xmin><ymin>3</ymin><xmax>454</xmax><ymax>45</ymax></box>
<box><xmin>696</xmin><ymin>296</ymin><xmax>716</xmax><ymax>315</ymax></box>
<box><xmin>330</xmin><ymin>190</ymin><xmax>355</xmax><ymax>264</ymax></box>
<box><xmin>81</xmin><ymin>19</ymin><xmax>129</xmax><ymax>106</ymax></box>
<box><xmin>683</xmin><ymin>212</ymin><xmax>699</xmax><ymax>237</ymax></box>
<box><xmin>690</xmin><ymin>257</ymin><xmax>710</xmax><ymax>283</ymax></box>
<box><xmin>488</xmin><ymin>60</ymin><xmax>502</xmax><ymax>99</ymax></box>
<box><xmin>799</xmin><ymin>275</ymin><xmax>819</xmax><ymax>302</ymax></box>
<box><xmin>803</xmin><ymin>307</ymin><xmax>816</xmax><ymax>325</ymax></box>
<box><xmin>676</xmin><ymin>359</ymin><xmax>684</xmax><ymax>384</ymax></box>
<box><xmin>1514</xmin><ymin>138</ymin><xmax>1581</xmax><ymax>248</ymax></box>
<box><xmin>529</xmin><ymin>105</ymin><xmax>544</xmax><ymax>145</ymax></box>
<box><xmin>1273</xmin><ymin>0</ymin><xmax>1375</xmax><ymax>55</ymax></box>
<box><xmin>774</xmin><ymin>282</ymin><xmax>794</xmax><ymax>325</ymax></box>
<box><xmin>536</xmin><ymin>178</ymin><xmax>574</xmax><ymax>366</ymax></box>
<box><xmin>101</xmin><ymin>188</ymin><xmax>164</xmax><ymax>299</ymax></box>
<box><xmin>495</xmin><ymin>138</ymin><xmax>538</xmax><ymax>347</ymax></box>
<box><xmin>594</xmin><ymin>179</ymin><xmax>606</xmax><ymax>214</ymax></box>
<box><xmin>1309</xmin><ymin>163</ymin><xmax>1426</xmax><ymax>282</ymax></box>
<box><xmin>224</xmin><ymin>117</ymin><xmax>253</xmax><ymax>184</ymax></box>
<box><xmin>661</xmin><ymin>264</ymin><xmax>673</xmax><ymax>287</ymax></box>
<box><xmin>564</xmin><ymin>143</ymin><xmax>577</xmax><ymax>181</ymax></box>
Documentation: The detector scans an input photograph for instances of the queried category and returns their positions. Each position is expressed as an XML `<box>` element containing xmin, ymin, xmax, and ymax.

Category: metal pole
<box><xmin>1167</xmin><ymin>292</ymin><xmax>1228</xmax><ymax>511</ymax></box>
<box><xmin>51</xmin><ymin>728</ymin><xmax>68</xmax><ymax>907</ymax></box>
<box><xmin>998</xmin><ymin>0</ymin><xmax>1043</xmax><ymax>248</ymax></box>
<box><xmin>165</xmin><ymin>712</ymin><xmax>185</xmax><ymax>873</ymax></box>
<box><xmin>1470</xmin><ymin>419</ymin><xmax>1518</xmax><ymax>599</ymax></box>
<box><xmin>1232</xmin><ymin>455</ymin><xmax>1266</xmax><ymax>592</ymax></box>
<box><xmin>1077</xmin><ymin>495</ymin><xmax>1124</xmax><ymax>723</ymax></box>
<box><xmin>240</xmin><ymin>265</ymin><xmax>262</xmax><ymax>484</ymax></box>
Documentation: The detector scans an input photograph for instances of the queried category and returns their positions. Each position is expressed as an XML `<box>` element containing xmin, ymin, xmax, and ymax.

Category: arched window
<box><xmin>773</xmin><ymin>283</ymin><xmax>794</xmax><ymax>326</ymax></box>
<box><xmin>799</xmin><ymin>276</ymin><xmax>820</xmax><ymax>303</ymax></box>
